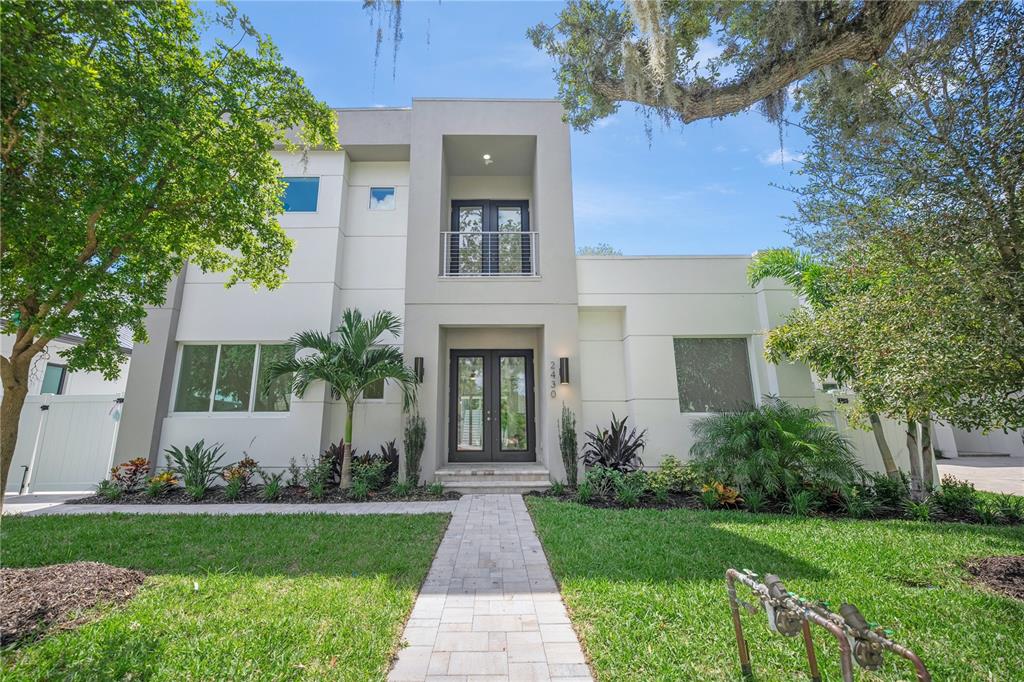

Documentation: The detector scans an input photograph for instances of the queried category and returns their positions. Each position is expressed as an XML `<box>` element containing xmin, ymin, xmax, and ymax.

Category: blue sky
<box><xmin>229</xmin><ymin>1</ymin><xmax>808</xmax><ymax>255</ymax></box>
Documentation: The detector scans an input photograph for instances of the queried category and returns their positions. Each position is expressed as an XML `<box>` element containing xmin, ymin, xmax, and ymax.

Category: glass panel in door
<box><xmin>498</xmin><ymin>355</ymin><xmax>528</xmax><ymax>451</ymax></box>
<box><xmin>457</xmin><ymin>205</ymin><xmax>483</xmax><ymax>274</ymax></box>
<box><xmin>455</xmin><ymin>356</ymin><xmax>485</xmax><ymax>451</ymax></box>
<box><xmin>496</xmin><ymin>206</ymin><xmax>524</xmax><ymax>274</ymax></box>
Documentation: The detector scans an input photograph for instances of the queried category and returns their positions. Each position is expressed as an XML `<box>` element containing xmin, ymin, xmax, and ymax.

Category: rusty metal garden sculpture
<box><xmin>725</xmin><ymin>568</ymin><xmax>931</xmax><ymax>682</ymax></box>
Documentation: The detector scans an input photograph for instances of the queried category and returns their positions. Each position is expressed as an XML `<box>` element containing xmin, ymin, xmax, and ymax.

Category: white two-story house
<box><xmin>111</xmin><ymin>99</ymin><xmax>1018</xmax><ymax>492</ymax></box>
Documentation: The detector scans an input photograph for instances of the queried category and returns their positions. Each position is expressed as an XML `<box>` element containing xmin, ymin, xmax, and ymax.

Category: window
<box><xmin>41</xmin><ymin>363</ymin><xmax>67</xmax><ymax>395</ymax></box>
<box><xmin>369</xmin><ymin>187</ymin><xmax>396</xmax><ymax>210</ymax></box>
<box><xmin>174</xmin><ymin>344</ymin><xmax>292</xmax><ymax>413</ymax></box>
<box><xmin>362</xmin><ymin>379</ymin><xmax>384</xmax><ymax>401</ymax></box>
<box><xmin>281</xmin><ymin>177</ymin><xmax>319</xmax><ymax>212</ymax></box>
<box><xmin>672</xmin><ymin>338</ymin><xmax>754</xmax><ymax>413</ymax></box>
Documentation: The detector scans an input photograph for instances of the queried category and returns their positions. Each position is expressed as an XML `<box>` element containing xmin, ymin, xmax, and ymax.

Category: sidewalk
<box><xmin>387</xmin><ymin>494</ymin><xmax>592</xmax><ymax>682</ymax></box>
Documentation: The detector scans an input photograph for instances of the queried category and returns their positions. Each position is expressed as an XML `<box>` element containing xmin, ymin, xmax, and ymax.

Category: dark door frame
<box><xmin>448</xmin><ymin>349</ymin><xmax>536</xmax><ymax>463</ymax></box>
<box><xmin>449</xmin><ymin>199</ymin><xmax>532</xmax><ymax>275</ymax></box>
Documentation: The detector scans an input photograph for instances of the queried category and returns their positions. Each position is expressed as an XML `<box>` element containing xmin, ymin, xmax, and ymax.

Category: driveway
<box><xmin>936</xmin><ymin>456</ymin><xmax>1024</xmax><ymax>495</ymax></box>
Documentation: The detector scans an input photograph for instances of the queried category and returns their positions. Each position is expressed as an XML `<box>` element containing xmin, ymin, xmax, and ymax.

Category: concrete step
<box><xmin>441</xmin><ymin>479</ymin><xmax>551</xmax><ymax>495</ymax></box>
<box><xmin>435</xmin><ymin>466</ymin><xmax>550</xmax><ymax>483</ymax></box>
<box><xmin>435</xmin><ymin>465</ymin><xmax>551</xmax><ymax>494</ymax></box>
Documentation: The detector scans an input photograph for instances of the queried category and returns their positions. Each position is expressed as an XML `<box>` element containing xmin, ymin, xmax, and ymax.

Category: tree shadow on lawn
<box><xmin>1</xmin><ymin>512</ymin><xmax>449</xmax><ymax>581</ymax></box>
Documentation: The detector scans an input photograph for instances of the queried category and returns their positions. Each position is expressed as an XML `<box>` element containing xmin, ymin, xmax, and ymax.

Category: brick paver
<box><xmin>388</xmin><ymin>494</ymin><xmax>592</xmax><ymax>682</ymax></box>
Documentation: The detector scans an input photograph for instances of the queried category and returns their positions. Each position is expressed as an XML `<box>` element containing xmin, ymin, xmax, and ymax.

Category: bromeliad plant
<box><xmin>581</xmin><ymin>414</ymin><xmax>646</xmax><ymax>473</ymax></box>
<box><xmin>264</xmin><ymin>309</ymin><xmax>418</xmax><ymax>488</ymax></box>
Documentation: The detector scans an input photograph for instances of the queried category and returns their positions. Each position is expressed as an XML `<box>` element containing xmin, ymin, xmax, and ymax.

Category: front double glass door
<box><xmin>449</xmin><ymin>350</ymin><xmax>535</xmax><ymax>462</ymax></box>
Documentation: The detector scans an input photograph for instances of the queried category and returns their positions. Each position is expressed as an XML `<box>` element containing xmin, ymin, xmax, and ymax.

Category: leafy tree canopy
<box><xmin>0</xmin><ymin>0</ymin><xmax>337</xmax><ymax>493</ymax></box>
<box><xmin>577</xmin><ymin>242</ymin><xmax>623</xmax><ymax>256</ymax></box>
<box><xmin>780</xmin><ymin>1</ymin><xmax>1024</xmax><ymax>431</ymax></box>
<box><xmin>529</xmin><ymin>0</ymin><xmax>931</xmax><ymax>131</ymax></box>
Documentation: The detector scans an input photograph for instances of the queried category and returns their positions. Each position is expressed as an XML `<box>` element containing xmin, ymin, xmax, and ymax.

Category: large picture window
<box><xmin>174</xmin><ymin>343</ymin><xmax>292</xmax><ymax>413</ymax></box>
<box><xmin>672</xmin><ymin>337</ymin><xmax>754</xmax><ymax>413</ymax></box>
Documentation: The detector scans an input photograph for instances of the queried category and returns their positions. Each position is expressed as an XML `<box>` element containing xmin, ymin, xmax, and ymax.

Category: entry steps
<box><xmin>434</xmin><ymin>464</ymin><xmax>551</xmax><ymax>494</ymax></box>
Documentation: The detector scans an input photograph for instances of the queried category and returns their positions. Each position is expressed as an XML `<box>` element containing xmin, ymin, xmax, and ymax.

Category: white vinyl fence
<box><xmin>5</xmin><ymin>394</ymin><xmax>124</xmax><ymax>494</ymax></box>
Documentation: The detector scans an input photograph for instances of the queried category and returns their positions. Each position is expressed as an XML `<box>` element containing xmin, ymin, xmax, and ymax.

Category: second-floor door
<box><xmin>449</xmin><ymin>200</ymin><xmax>532</xmax><ymax>275</ymax></box>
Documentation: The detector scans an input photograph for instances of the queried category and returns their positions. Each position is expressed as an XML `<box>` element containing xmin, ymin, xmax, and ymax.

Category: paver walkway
<box><xmin>23</xmin><ymin>500</ymin><xmax>459</xmax><ymax>516</ymax></box>
<box><xmin>388</xmin><ymin>494</ymin><xmax>592</xmax><ymax>682</ymax></box>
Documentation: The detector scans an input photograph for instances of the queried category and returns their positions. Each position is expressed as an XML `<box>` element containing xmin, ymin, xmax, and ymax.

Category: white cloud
<box><xmin>712</xmin><ymin>144</ymin><xmax>727</xmax><ymax>153</ymax></box>
<box><xmin>759</xmin><ymin>148</ymin><xmax>806</xmax><ymax>166</ymax></box>
<box><xmin>594</xmin><ymin>115</ymin><xmax>618</xmax><ymax>129</ymax></box>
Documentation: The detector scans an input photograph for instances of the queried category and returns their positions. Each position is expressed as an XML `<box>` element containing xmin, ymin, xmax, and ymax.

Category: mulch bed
<box><xmin>528</xmin><ymin>489</ymin><xmax>706</xmax><ymax>510</ymax></box>
<box><xmin>1</xmin><ymin>562</ymin><xmax>146</xmax><ymax>646</ymax></box>
<box><xmin>70</xmin><ymin>486</ymin><xmax>460</xmax><ymax>505</ymax></box>
<box><xmin>965</xmin><ymin>556</ymin><xmax>1024</xmax><ymax>601</ymax></box>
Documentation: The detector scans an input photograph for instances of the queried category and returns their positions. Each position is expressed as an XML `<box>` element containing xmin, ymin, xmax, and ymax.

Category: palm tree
<box><xmin>265</xmin><ymin>308</ymin><xmax>417</xmax><ymax>488</ymax></box>
<box><xmin>748</xmin><ymin>248</ymin><xmax>901</xmax><ymax>481</ymax></box>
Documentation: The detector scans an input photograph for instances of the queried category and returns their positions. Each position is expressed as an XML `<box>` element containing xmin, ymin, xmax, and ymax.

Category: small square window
<box><xmin>362</xmin><ymin>379</ymin><xmax>384</xmax><ymax>400</ymax></box>
<box><xmin>281</xmin><ymin>177</ymin><xmax>319</xmax><ymax>212</ymax></box>
<box><xmin>369</xmin><ymin>187</ymin><xmax>396</xmax><ymax>211</ymax></box>
<box><xmin>41</xmin><ymin>363</ymin><xmax>67</xmax><ymax>395</ymax></box>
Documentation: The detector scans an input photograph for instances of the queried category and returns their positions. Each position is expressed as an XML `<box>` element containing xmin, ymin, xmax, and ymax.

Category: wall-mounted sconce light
<box><xmin>559</xmin><ymin>357</ymin><xmax>570</xmax><ymax>385</ymax></box>
<box><xmin>414</xmin><ymin>357</ymin><xmax>424</xmax><ymax>383</ymax></box>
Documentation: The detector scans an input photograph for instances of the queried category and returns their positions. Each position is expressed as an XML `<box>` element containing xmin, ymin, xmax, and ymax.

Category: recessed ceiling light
<box><xmin>482</xmin><ymin>154</ymin><xmax>491</xmax><ymax>160</ymax></box>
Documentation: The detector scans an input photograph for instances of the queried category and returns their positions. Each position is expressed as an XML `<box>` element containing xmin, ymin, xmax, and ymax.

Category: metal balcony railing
<box><xmin>440</xmin><ymin>231</ymin><xmax>539</xmax><ymax>277</ymax></box>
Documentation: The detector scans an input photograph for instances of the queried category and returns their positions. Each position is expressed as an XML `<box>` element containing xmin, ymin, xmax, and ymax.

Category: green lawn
<box><xmin>528</xmin><ymin>497</ymin><xmax>1024</xmax><ymax>682</ymax></box>
<box><xmin>2</xmin><ymin>513</ymin><xmax>448</xmax><ymax>681</ymax></box>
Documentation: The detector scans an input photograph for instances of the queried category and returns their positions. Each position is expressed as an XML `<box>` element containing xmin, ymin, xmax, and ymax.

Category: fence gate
<box><xmin>5</xmin><ymin>394</ymin><xmax>124</xmax><ymax>494</ymax></box>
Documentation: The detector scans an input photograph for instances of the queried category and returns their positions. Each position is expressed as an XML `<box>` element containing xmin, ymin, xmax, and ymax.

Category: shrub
<box><xmin>427</xmin><ymin>481</ymin><xmax>445</xmax><ymax>497</ymax></box>
<box><xmin>559</xmin><ymin>404</ymin><xmax>578</xmax><ymax>488</ymax></box>
<box><xmin>699</xmin><ymin>488</ymin><xmax>718</xmax><ymax>509</ymax></box>
<box><xmin>581</xmin><ymin>414</ymin><xmax>646</xmax><ymax>473</ymax></box>
<box><xmin>349</xmin><ymin>479</ymin><xmax>371</xmax><ymax>501</ymax></box>
<box><xmin>164</xmin><ymin>440</ymin><xmax>228</xmax><ymax>500</ymax></box>
<box><xmin>743</xmin><ymin>488</ymin><xmax>766</xmax><ymax>513</ymax></box>
<box><xmin>931</xmin><ymin>475</ymin><xmax>978</xmax><ymax>518</ymax></box>
<box><xmin>903</xmin><ymin>498</ymin><xmax>932</xmax><ymax>521</ymax></box>
<box><xmin>614</xmin><ymin>472</ymin><xmax>647</xmax><ymax>508</ymax></box>
<box><xmin>549</xmin><ymin>480</ymin><xmax>566</xmax><ymax>496</ymax></box>
<box><xmin>690</xmin><ymin>397</ymin><xmax>864</xmax><ymax>501</ymax></box>
<box><xmin>390</xmin><ymin>480</ymin><xmax>414</xmax><ymax>497</ymax></box>
<box><xmin>224</xmin><ymin>476</ymin><xmax>243</xmax><ymax>501</ymax></box>
<box><xmin>583</xmin><ymin>466</ymin><xmax>623</xmax><ymax>498</ymax></box>
<box><xmin>96</xmin><ymin>479</ymin><xmax>122</xmax><ymax>501</ymax></box>
<box><xmin>647</xmin><ymin>455</ymin><xmax>695</xmax><ymax>494</ymax></box>
<box><xmin>353</xmin><ymin>458</ymin><xmax>390</xmax><ymax>491</ymax></box>
<box><xmin>575</xmin><ymin>481</ymin><xmax>593</xmax><ymax>504</ymax></box>
<box><xmin>302</xmin><ymin>452</ymin><xmax>334</xmax><ymax>500</ymax></box>
<box><xmin>286</xmin><ymin>458</ymin><xmax>303</xmax><ymax>488</ymax></box>
<box><xmin>222</xmin><ymin>456</ymin><xmax>258</xmax><ymax>490</ymax></box>
<box><xmin>649</xmin><ymin>479</ymin><xmax>670</xmax><ymax>505</ymax></box>
<box><xmin>701</xmin><ymin>482</ymin><xmax>741</xmax><ymax>508</ymax></box>
<box><xmin>404</xmin><ymin>414</ymin><xmax>427</xmax><ymax>487</ymax></box>
<box><xmin>841</xmin><ymin>486</ymin><xmax>879</xmax><ymax>519</ymax></box>
<box><xmin>258</xmin><ymin>469</ymin><xmax>285</xmax><ymax>501</ymax></box>
<box><xmin>374</xmin><ymin>439</ymin><xmax>400</xmax><ymax>482</ymax></box>
<box><xmin>974</xmin><ymin>499</ymin><xmax>1000</xmax><ymax>525</ymax></box>
<box><xmin>110</xmin><ymin>457</ymin><xmax>150</xmax><ymax>493</ymax></box>
<box><xmin>145</xmin><ymin>472</ymin><xmax>178</xmax><ymax>498</ymax></box>
<box><xmin>867</xmin><ymin>471</ymin><xmax>910</xmax><ymax>511</ymax></box>
<box><xmin>993</xmin><ymin>493</ymin><xmax>1024</xmax><ymax>523</ymax></box>
<box><xmin>786</xmin><ymin>490</ymin><xmax>819</xmax><ymax>517</ymax></box>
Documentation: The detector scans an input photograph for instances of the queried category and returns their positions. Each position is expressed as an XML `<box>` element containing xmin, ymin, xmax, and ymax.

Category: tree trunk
<box><xmin>905</xmin><ymin>419</ymin><xmax>924</xmax><ymax>500</ymax></box>
<box><xmin>0</xmin><ymin>353</ymin><xmax>33</xmax><ymax>506</ymax></box>
<box><xmin>868</xmin><ymin>412</ymin><xmax>900</xmax><ymax>480</ymax></box>
<box><xmin>340</xmin><ymin>401</ymin><xmax>354</xmax><ymax>489</ymax></box>
<box><xmin>920</xmin><ymin>417</ymin><xmax>935</xmax><ymax>492</ymax></box>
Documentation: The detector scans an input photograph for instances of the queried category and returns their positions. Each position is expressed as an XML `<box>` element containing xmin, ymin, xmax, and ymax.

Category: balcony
<box><xmin>440</xmin><ymin>231</ymin><xmax>539</xmax><ymax>277</ymax></box>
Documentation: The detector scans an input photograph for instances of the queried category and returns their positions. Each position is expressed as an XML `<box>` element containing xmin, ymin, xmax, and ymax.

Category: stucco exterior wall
<box><xmin>577</xmin><ymin>256</ymin><xmax>814</xmax><ymax>468</ymax></box>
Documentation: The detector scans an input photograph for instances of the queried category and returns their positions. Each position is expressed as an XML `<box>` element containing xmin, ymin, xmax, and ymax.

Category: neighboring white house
<box><xmin>0</xmin><ymin>333</ymin><xmax>130</xmax><ymax>396</ymax></box>
<box><xmin>108</xmin><ymin>99</ymin><xmax>1022</xmax><ymax>490</ymax></box>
